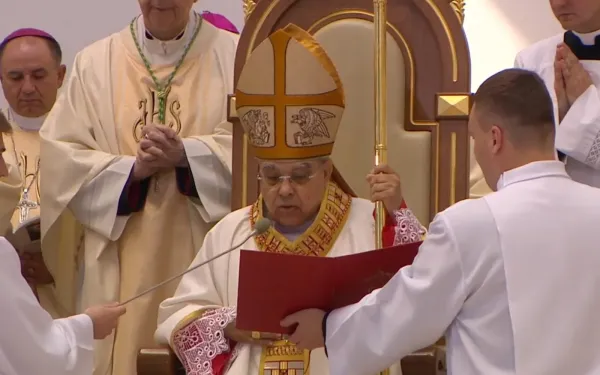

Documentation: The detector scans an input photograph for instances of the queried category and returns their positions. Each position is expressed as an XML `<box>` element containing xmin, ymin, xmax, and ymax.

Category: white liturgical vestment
<box><xmin>0</xmin><ymin>237</ymin><xmax>93</xmax><ymax>375</ymax></box>
<box><xmin>516</xmin><ymin>30</ymin><xmax>600</xmax><ymax>187</ymax></box>
<box><xmin>155</xmin><ymin>192</ymin><xmax>425</xmax><ymax>375</ymax></box>
<box><xmin>325</xmin><ymin>161</ymin><xmax>600</xmax><ymax>375</ymax></box>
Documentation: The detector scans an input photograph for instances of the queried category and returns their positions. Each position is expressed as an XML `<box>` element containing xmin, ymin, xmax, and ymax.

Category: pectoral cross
<box><xmin>17</xmin><ymin>189</ymin><xmax>39</xmax><ymax>223</ymax></box>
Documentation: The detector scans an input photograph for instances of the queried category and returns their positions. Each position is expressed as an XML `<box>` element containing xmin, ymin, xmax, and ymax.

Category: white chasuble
<box><xmin>515</xmin><ymin>30</ymin><xmax>600</xmax><ymax>187</ymax></box>
<box><xmin>155</xmin><ymin>182</ymin><xmax>425</xmax><ymax>375</ymax></box>
<box><xmin>39</xmin><ymin>19</ymin><xmax>237</xmax><ymax>375</ymax></box>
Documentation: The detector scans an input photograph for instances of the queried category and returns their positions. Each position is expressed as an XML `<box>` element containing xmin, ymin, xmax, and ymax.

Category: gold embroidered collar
<box><xmin>250</xmin><ymin>182</ymin><xmax>351</xmax><ymax>257</ymax></box>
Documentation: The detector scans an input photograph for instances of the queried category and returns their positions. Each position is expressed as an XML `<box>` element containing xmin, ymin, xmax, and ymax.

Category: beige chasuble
<box><xmin>0</xmin><ymin>112</ymin><xmax>22</xmax><ymax>235</ymax></box>
<box><xmin>39</xmin><ymin>13</ymin><xmax>237</xmax><ymax>375</ymax></box>
<box><xmin>1</xmin><ymin>109</ymin><xmax>41</xmax><ymax>226</ymax></box>
<box><xmin>0</xmin><ymin>108</ymin><xmax>68</xmax><ymax>318</ymax></box>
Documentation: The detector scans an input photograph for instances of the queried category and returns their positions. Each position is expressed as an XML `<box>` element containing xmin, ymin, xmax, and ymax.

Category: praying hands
<box><xmin>132</xmin><ymin>124</ymin><xmax>188</xmax><ymax>180</ymax></box>
<box><xmin>554</xmin><ymin>43</ymin><xmax>594</xmax><ymax>121</ymax></box>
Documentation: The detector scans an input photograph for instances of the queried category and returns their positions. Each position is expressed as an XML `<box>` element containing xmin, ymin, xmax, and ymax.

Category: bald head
<box><xmin>0</xmin><ymin>32</ymin><xmax>66</xmax><ymax>118</ymax></box>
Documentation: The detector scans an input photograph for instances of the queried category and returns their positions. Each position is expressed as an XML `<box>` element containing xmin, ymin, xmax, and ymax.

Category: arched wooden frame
<box><xmin>228</xmin><ymin>0</ymin><xmax>471</xmax><ymax>222</ymax></box>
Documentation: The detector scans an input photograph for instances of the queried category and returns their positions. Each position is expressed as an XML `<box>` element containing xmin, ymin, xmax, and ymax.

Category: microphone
<box><xmin>119</xmin><ymin>217</ymin><xmax>272</xmax><ymax>306</ymax></box>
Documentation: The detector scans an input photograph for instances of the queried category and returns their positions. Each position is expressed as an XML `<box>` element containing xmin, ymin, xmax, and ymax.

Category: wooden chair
<box><xmin>137</xmin><ymin>0</ymin><xmax>470</xmax><ymax>373</ymax></box>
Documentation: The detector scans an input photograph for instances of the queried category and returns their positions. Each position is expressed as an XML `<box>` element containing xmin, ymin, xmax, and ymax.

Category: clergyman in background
<box><xmin>0</xmin><ymin>28</ymin><xmax>67</xmax><ymax>317</ymax></box>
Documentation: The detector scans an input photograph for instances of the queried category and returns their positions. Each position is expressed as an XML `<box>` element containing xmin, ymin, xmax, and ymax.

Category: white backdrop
<box><xmin>0</xmin><ymin>0</ymin><xmax>562</xmax><ymax>108</ymax></box>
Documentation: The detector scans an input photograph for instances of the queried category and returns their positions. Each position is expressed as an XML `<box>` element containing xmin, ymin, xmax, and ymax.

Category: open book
<box><xmin>236</xmin><ymin>241</ymin><xmax>422</xmax><ymax>334</ymax></box>
<box><xmin>4</xmin><ymin>216</ymin><xmax>41</xmax><ymax>254</ymax></box>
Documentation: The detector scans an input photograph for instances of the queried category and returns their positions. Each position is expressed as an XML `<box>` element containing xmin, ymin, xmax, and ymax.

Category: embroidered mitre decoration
<box><xmin>235</xmin><ymin>24</ymin><xmax>345</xmax><ymax>160</ymax></box>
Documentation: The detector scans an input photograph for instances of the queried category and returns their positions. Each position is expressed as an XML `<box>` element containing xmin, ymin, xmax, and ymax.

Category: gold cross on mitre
<box><xmin>235</xmin><ymin>24</ymin><xmax>345</xmax><ymax>161</ymax></box>
<box><xmin>235</xmin><ymin>24</ymin><xmax>347</xmax><ymax>374</ymax></box>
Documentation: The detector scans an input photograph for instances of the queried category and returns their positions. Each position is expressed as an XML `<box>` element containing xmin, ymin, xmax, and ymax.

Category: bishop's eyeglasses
<box><xmin>257</xmin><ymin>167</ymin><xmax>323</xmax><ymax>186</ymax></box>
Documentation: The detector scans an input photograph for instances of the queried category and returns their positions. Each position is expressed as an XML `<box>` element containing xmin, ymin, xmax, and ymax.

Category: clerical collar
<box><xmin>496</xmin><ymin>161</ymin><xmax>569</xmax><ymax>191</ymax></box>
<box><xmin>6</xmin><ymin>107</ymin><xmax>46</xmax><ymax>131</ymax></box>
<box><xmin>136</xmin><ymin>9</ymin><xmax>198</xmax><ymax>61</ymax></box>
<box><xmin>564</xmin><ymin>29</ymin><xmax>600</xmax><ymax>60</ymax></box>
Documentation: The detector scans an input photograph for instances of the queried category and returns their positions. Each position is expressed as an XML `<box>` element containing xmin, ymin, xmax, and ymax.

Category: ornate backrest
<box><xmin>228</xmin><ymin>0</ymin><xmax>471</xmax><ymax>224</ymax></box>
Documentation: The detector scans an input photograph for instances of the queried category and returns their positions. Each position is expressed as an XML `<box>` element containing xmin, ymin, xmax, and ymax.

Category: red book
<box><xmin>236</xmin><ymin>241</ymin><xmax>422</xmax><ymax>334</ymax></box>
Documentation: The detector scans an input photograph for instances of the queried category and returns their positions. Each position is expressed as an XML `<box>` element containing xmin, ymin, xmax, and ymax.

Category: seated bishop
<box><xmin>154</xmin><ymin>24</ymin><xmax>426</xmax><ymax>375</ymax></box>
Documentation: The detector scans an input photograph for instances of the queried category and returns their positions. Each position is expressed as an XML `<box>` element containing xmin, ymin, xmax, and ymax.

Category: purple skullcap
<box><xmin>0</xmin><ymin>28</ymin><xmax>58</xmax><ymax>50</ymax></box>
<box><xmin>202</xmin><ymin>11</ymin><xmax>240</xmax><ymax>34</ymax></box>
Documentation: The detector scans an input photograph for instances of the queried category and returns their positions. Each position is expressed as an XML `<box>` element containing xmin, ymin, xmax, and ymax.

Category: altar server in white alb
<box><xmin>155</xmin><ymin>24</ymin><xmax>425</xmax><ymax>375</ymax></box>
<box><xmin>283</xmin><ymin>68</ymin><xmax>600</xmax><ymax>375</ymax></box>
<box><xmin>514</xmin><ymin>0</ymin><xmax>600</xmax><ymax>186</ymax></box>
<box><xmin>0</xmin><ymin>108</ymin><xmax>126</xmax><ymax>375</ymax></box>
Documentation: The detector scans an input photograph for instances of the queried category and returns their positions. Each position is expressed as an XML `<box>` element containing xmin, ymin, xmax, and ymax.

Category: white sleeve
<box><xmin>154</xmin><ymin>227</ymin><xmax>238</xmax><ymax>374</ymax></box>
<box><xmin>182</xmin><ymin>137</ymin><xmax>232</xmax><ymax>223</ymax></box>
<box><xmin>68</xmin><ymin>156</ymin><xmax>134</xmax><ymax>241</ymax></box>
<box><xmin>514</xmin><ymin>52</ymin><xmax>525</xmax><ymax>69</ymax></box>
<box><xmin>555</xmin><ymin>85</ymin><xmax>600</xmax><ymax>169</ymax></box>
<box><xmin>325</xmin><ymin>215</ymin><xmax>466</xmax><ymax>375</ymax></box>
<box><xmin>0</xmin><ymin>237</ymin><xmax>94</xmax><ymax>375</ymax></box>
<box><xmin>155</xmin><ymin>227</ymin><xmax>229</xmax><ymax>343</ymax></box>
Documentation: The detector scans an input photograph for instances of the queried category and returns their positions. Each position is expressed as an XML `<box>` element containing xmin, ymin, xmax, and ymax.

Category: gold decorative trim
<box><xmin>229</xmin><ymin>96</ymin><xmax>237</xmax><ymax>118</ymax></box>
<box><xmin>242</xmin><ymin>133</ymin><xmax>249</xmax><ymax>206</ymax></box>
<box><xmin>450</xmin><ymin>0</ymin><xmax>466</xmax><ymax>24</ymax></box>
<box><xmin>250</xmin><ymin>182</ymin><xmax>351</xmax><ymax>257</ymax></box>
<box><xmin>259</xmin><ymin>340</ymin><xmax>310</xmax><ymax>375</ymax></box>
<box><xmin>436</xmin><ymin>94</ymin><xmax>470</xmax><ymax>118</ymax></box>
<box><xmin>450</xmin><ymin>132</ymin><xmax>457</xmax><ymax>205</ymax></box>
<box><xmin>243</xmin><ymin>0</ymin><xmax>257</xmax><ymax>20</ymax></box>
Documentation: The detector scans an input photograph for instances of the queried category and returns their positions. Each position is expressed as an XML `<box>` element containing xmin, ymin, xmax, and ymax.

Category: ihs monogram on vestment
<box><xmin>133</xmin><ymin>87</ymin><xmax>183</xmax><ymax>142</ymax></box>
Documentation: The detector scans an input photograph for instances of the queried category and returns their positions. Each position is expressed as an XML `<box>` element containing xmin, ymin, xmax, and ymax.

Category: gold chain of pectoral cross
<box><xmin>9</xmin><ymin>130</ymin><xmax>40</xmax><ymax>223</ymax></box>
<box><xmin>129</xmin><ymin>12</ymin><xmax>201</xmax><ymax>192</ymax></box>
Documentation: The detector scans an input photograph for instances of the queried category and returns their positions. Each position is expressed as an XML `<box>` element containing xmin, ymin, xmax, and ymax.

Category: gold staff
<box><xmin>374</xmin><ymin>0</ymin><xmax>388</xmax><ymax>250</ymax></box>
<box><xmin>375</xmin><ymin>1</ymin><xmax>390</xmax><ymax>374</ymax></box>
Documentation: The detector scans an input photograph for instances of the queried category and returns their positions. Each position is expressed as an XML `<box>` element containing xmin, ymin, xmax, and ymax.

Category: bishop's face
<box><xmin>259</xmin><ymin>158</ymin><xmax>333</xmax><ymax>228</ymax></box>
<box><xmin>138</xmin><ymin>0</ymin><xmax>196</xmax><ymax>40</ymax></box>
<box><xmin>0</xmin><ymin>36</ymin><xmax>65</xmax><ymax>118</ymax></box>
<box><xmin>550</xmin><ymin>0</ymin><xmax>600</xmax><ymax>33</ymax></box>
